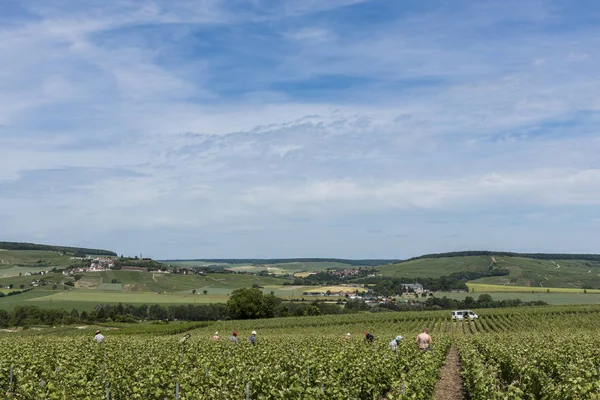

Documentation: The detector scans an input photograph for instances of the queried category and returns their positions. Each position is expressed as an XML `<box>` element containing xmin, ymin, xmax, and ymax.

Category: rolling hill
<box><xmin>0</xmin><ymin>249</ymin><xmax>80</xmax><ymax>277</ymax></box>
<box><xmin>378</xmin><ymin>253</ymin><xmax>600</xmax><ymax>289</ymax></box>
<box><xmin>0</xmin><ymin>241</ymin><xmax>117</xmax><ymax>256</ymax></box>
<box><xmin>169</xmin><ymin>252</ymin><xmax>600</xmax><ymax>289</ymax></box>
<box><xmin>2</xmin><ymin>246</ymin><xmax>600</xmax><ymax>312</ymax></box>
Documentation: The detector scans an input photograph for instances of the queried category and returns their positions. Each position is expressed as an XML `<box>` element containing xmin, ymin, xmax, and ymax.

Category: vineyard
<box><xmin>1</xmin><ymin>305</ymin><xmax>600</xmax><ymax>399</ymax></box>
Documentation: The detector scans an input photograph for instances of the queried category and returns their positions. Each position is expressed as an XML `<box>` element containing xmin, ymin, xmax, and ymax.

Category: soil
<box><xmin>433</xmin><ymin>346</ymin><xmax>464</xmax><ymax>400</ymax></box>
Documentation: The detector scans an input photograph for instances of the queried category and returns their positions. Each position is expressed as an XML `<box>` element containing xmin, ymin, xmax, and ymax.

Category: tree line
<box><xmin>423</xmin><ymin>294</ymin><xmax>547</xmax><ymax>310</ymax></box>
<box><xmin>0</xmin><ymin>241</ymin><xmax>117</xmax><ymax>256</ymax></box>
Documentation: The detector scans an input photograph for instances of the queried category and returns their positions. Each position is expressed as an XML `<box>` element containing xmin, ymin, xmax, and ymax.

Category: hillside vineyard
<box><xmin>1</xmin><ymin>305</ymin><xmax>600</xmax><ymax>399</ymax></box>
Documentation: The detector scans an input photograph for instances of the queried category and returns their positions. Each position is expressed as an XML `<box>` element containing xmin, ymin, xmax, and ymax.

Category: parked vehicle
<box><xmin>451</xmin><ymin>310</ymin><xmax>478</xmax><ymax>320</ymax></box>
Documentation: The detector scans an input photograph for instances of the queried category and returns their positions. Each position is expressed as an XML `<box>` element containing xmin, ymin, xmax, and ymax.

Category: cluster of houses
<box><xmin>90</xmin><ymin>258</ymin><xmax>114</xmax><ymax>269</ymax></box>
<box><xmin>302</xmin><ymin>290</ymin><xmax>358</xmax><ymax>296</ymax></box>
<box><xmin>401</xmin><ymin>283</ymin><xmax>424</xmax><ymax>294</ymax></box>
<box><xmin>23</xmin><ymin>270</ymin><xmax>49</xmax><ymax>276</ymax></box>
<box><xmin>327</xmin><ymin>267</ymin><xmax>376</xmax><ymax>278</ymax></box>
<box><xmin>63</xmin><ymin>257</ymin><xmax>115</xmax><ymax>275</ymax></box>
<box><xmin>303</xmin><ymin>282</ymin><xmax>426</xmax><ymax>301</ymax></box>
<box><xmin>300</xmin><ymin>291</ymin><xmax>403</xmax><ymax>305</ymax></box>
<box><xmin>29</xmin><ymin>279</ymin><xmax>49</xmax><ymax>287</ymax></box>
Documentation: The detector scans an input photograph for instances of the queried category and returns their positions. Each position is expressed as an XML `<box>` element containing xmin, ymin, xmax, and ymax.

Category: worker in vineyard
<box><xmin>179</xmin><ymin>333</ymin><xmax>191</xmax><ymax>344</ymax></box>
<box><xmin>94</xmin><ymin>329</ymin><xmax>105</xmax><ymax>343</ymax></box>
<box><xmin>364</xmin><ymin>331</ymin><xmax>374</xmax><ymax>344</ymax></box>
<box><xmin>230</xmin><ymin>331</ymin><xmax>239</xmax><ymax>344</ymax></box>
<box><xmin>390</xmin><ymin>335</ymin><xmax>402</xmax><ymax>351</ymax></box>
<box><xmin>211</xmin><ymin>331</ymin><xmax>220</xmax><ymax>341</ymax></box>
<box><xmin>415</xmin><ymin>328</ymin><xmax>432</xmax><ymax>351</ymax></box>
<box><xmin>249</xmin><ymin>330</ymin><xmax>257</xmax><ymax>346</ymax></box>
<box><xmin>343</xmin><ymin>332</ymin><xmax>351</xmax><ymax>341</ymax></box>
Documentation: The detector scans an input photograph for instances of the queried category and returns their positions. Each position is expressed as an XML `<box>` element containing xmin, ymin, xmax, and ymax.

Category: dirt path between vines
<box><xmin>433</xmin><ymin>346</ymin><xmax>464</xmax><ymax>400</ymax></box>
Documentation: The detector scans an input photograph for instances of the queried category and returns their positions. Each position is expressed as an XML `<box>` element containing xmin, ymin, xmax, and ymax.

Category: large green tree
<box><xmin>227</xmin><ymin>287</ymin><xmax>278</xmax><ymax>320</ymax></box>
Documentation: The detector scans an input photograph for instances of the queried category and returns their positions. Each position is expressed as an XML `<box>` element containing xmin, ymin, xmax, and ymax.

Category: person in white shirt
<box><xmin>94</xmin><ymin>330</ymin><xmax>105</xmax><ymax>343</ymax></box>
<box><xmin>179</xmin><ymin>333</ymin><xmax>191</xmax><ymax>344</ymax></box>
<box><xmin>390</xmin><ymin>335</ymin><xmax>403</xmax><ymax>351</ymax></box>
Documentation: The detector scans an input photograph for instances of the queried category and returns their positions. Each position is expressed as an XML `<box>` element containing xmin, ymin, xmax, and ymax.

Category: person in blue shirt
<box><xmin>249</xmin><ymin>330</ymin><xmax>257</xmax><ymax>346</ymax></box>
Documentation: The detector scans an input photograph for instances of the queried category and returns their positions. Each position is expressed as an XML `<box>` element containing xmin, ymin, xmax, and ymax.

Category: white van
<box><xmin>451</xmin><ymin>310</ymin><xmax>478</xmax><ymax>320</ymax></box>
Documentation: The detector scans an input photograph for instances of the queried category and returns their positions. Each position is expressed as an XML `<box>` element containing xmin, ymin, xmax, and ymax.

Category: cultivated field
<box><xmin>0</xmin><ymin>250</ymin><xmax>75</xmax><ymax>277</ymax></box>
<box><xmin>436</xmin><ymin>291</ymin><xmax>600</xmax><ymax>305</ymax></box>
<box><xmin>3</xmin><ymin>250</ymin><xmax>600</xmax><ymax>313</ymax></box>
<box><xmin>1</xmin><ymin>305</ymin><xmax>599</xmax><ymax>399</ymax></box>
<box><xmin>377</xmin><ymin>256</ymin><xmax>491</xmax><ymax>278</ymax></box>
<box><xmin>379</xmin><ymin>255</ymin><xmax>600</xmax><ymax>289</ymax></box>
<box><xmin>467</xmin><ymin>283</ymin><xmax>600</xmax><ymax>293</ymax></box>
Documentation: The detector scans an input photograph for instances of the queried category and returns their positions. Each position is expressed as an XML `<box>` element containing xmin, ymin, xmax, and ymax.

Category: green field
<box><xmin>169</xmin><ymin>260</ymin><xmax>357</xmax><ymax>275</ymax></box>
<box><xmin>3</xmin><ymin>250</ymin><xmax>600</xmax><ymax>313</ymax></box>
<box><xmin>377</xmin><ymin>256</ymin><xmax>491</xmax><ymax>278</ymax></box>
<box><xmin>88</xmin><ymin>271</ymin><xmax>290</xmax><ymax>292</ymax></box>
<box><xmin>31</xmin><ymin>290</ymin><xmax>227</xmax><ymax>308</ymax></box>
<box><xmin>0</xmin><ymin>272</ymin><xmax>64</xmax><ymax>288</ymax></box>
<box><xmin>163</xmin><ymin>260</ymin><xmax>233</xmax><ymax>267</ymax></box>
<box><xmin>467</xmin><ymin>283</ymin><xmax>600</xmax><ymax>293</ymax></box>
<box><xmin>0</xmin><ymin>289</ymin><xmax>231</xmax><ymax>311</ymax></box>
<box><xmin>379</xmin><ymin>255</ymin><xmax>600</xmax><ymax>289</ymax></box>
<box><xmin>0</xmin><ymin>285</ymin><xmax>355</xmax><ymax>312</ymax></box>
<box><xmin>434</xmin><ymin>291</ymin><xmax>600</xmax><ymax>305</ymax></box>
<box><xmin>69</xmin><ymin>270</ymin><xmax>292</xmax><ymax>292</ymax></box>
<box><xmin>0</xmin><ymin>250</ymin><xmax>76</xmax><ymax>277</ymax></box>
<box><xmin>471</xmin><ymin>256</ymin><xmax>600</xmax><ymax>288</ymax></box>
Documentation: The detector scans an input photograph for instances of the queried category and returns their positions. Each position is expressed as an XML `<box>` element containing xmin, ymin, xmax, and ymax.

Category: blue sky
<box><xmin>1</xmin><ymin>0</ymin><xmax>600</xmax><ymax>259</ymax></box>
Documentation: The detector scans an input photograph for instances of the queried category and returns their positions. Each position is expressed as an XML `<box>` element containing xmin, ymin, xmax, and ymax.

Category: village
<box><xmin>302</xmin><ymin>282</ymin><xmax>428</xmax><ymax>305</ymax></box>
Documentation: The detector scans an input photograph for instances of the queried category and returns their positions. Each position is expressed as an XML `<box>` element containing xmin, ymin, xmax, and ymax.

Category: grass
<box><xmin>167</xmin><ymin>260</ymin><xmax>357</xmax><ymax>276</ymax></box>
<box><xmin>162</xmin><ymin>260</ymin><xmax>232</xmax><ymax>267</ymax></box>
<box><xmin>0</xmin><ymin>273</ymin><xmax>64</xmax><ymax>288</ymax></box>
<box><xmin>378</xmin><ymin>255</ymin><xmax>600</xmax><ymax>289</ymax></box>
<box><xmin>467</xmin><ymin>283</ymin><xmax>600</xmax><ymax>293</ymax></box>
<box><xmin>0</xmin><ymin>290</ymin><xmax>229</xmax><ymax>311</ymax></box>
<box><xmin>3</xmin><ymin>250</ymin><xmax>600</xmax><ymax>312</ymax></box>
<box><xmin>471</xmin><ymin>256</ymin><xmax>600</xmax><ymax>288</ymax></box>
<box><xmin>71</xmin><ymin>271</ymin><xmax>291</xmax><ymax>293</ymax></box>
<box><xmin>272</xmin><ymin>285</ymin><xmax>368</xmax><ymax>293</ymax></box>
<box><xmin>433</xmin><ymin>291</ymin><xmax>600</xmax><ymax>305</ymax></box>
<box><xmin>225</xmin><ymin>262</ymin><xmax>357</xmax><ymax>276</ymax></box>
<box><xmin>0</xmin><ymin>289</ymin><xmax>57</xmax><ymax>310</ymax></box>
<box><xmin>0</xmin><ymin>250</ymin><xmax>75</xmax><ymax>276</ymax></box>
<box><xmin>377</xmin><ymin>256</ymin><xmax>491</xmax><ymax>278</ymax></box>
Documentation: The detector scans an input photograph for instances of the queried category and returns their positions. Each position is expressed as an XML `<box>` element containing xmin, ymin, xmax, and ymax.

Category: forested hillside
<box><xmin>406</xmin><ymin>250</ymin><xmax>600</xmax><ymax>262</ymax></box>
<box><xmin>0</xmin><ymin>242</ymin><xmax>117</xmax><ymax>256</ymax></box>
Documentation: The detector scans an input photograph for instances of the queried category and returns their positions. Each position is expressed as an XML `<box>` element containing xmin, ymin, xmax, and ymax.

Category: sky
<box><xmin>1</xmin><ymin>0</ymin><xmax>600</xmax><ymax>259</ymax></box>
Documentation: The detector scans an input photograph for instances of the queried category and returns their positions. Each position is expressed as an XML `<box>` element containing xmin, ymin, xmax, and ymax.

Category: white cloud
<box><xmin>237</xmin><ymin>169</ymin><xmax>600</xmax><ymax>213</ymax></box>
<box><xmin>2</xmin><ymin>0</ymin><xmax>600</xmax><ymax>256</ymax></box>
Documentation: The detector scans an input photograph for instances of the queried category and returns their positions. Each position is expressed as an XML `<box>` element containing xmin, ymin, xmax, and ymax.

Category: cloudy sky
<box><xmin>1</xmin><ymin>0</ymin><xmax>599</xmax><ymax>259</ymax></box>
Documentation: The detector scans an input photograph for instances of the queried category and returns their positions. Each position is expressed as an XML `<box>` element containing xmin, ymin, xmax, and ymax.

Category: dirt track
<box><xmin>433</xmin><ymin>346</ymin><xmax>464</xmax><ymax>400</ymax></box>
